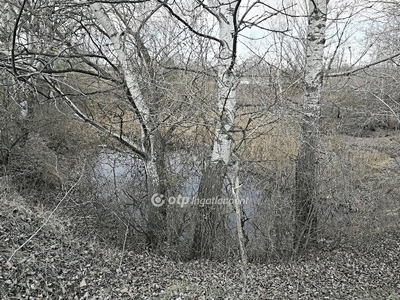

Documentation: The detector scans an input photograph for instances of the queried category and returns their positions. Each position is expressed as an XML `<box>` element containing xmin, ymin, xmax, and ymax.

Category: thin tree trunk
<box><xmin>90</xmin><ymin>3</ymin><xmax>167</xmax><ymax>248</ymax></box>
<box><xmin>232</xmin><ymin>162</ymin><xmax>248</xmax><ymax>296</ymax></box>
<box><xmin>232</xmin><ymin>161</ymin><xmax>248</xmax><ymax>265</ymax></box>
<box><xmin>191</xmin><ymin>0</ymin><xmax>239</xmax><ymax>259</ymax></box>
<box><xmin>144</xmin><ymin>158</ymin><xmax>164</xmax><ymax>246</ymax></box>
<box><xmin>144</xmin><ymin>132</ymin><xmax>167</xmax><ymax>248</ymax></box>
<box><xmin>294</xmin><ymin>0</ymin><xmax>327</xmax><ymax>253</ymax></box>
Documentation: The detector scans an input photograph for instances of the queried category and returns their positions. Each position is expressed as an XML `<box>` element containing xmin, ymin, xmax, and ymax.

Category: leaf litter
<box><xmin>0</xmin><ymin>190</ymin><xmax>399</xmax><ymax>300</ymax></box>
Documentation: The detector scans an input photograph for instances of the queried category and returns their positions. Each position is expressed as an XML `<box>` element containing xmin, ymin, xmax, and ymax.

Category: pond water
<box><xmin>93</xmin><ymin>150</ymin><xmax>263</xmax><ymax>228</ymax></box>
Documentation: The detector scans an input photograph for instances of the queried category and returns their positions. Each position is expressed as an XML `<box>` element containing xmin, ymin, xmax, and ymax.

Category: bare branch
<box><xmin>7</xmin><ymin>163</ymin><xmax>85</xmax><ymax>264</ymax></box>
<box><xmin>195</xmin><ymin>0</ymin><xmax>220</xmax><ymax>21</ymax></box>
<box><xmin>326</xmin><ymin>52</ymin><xmax>400</xmax><ymax>77</ymax></box>
<box><xmin>46</xmin><ymin>78</ymin><xmax>148</xmax><ymax>159</ymax></box>
<box><xmin>157</xmin><ymin>0</ymin><xmax>223</xmax><ymax>46</ymax></box>
<box><xmin>11</xmin><ymin>0</ymin><xmax>27</xmax><ymax>76</ymax></box>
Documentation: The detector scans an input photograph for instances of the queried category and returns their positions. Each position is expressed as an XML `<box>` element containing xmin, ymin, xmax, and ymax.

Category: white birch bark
<box><xmin>0</xmin><ymin>2</ymin><xmax>13</xmax><ymax>53</ymax></box>
<box><xmin>90</xmin><ymin>4</ymin><xmax>152</xmax><ymax>149</ymax></box>
<box><xmin>89</xmin><ymin>3</ymin><xmax>160</xmax><ymax>190</ymax></box>
<box><xmin>192</xmin><ymin>0</ymin><xmax>240</xmax><ymax>258</ymax></box>
<box><xmin>89</xmin><ymin>4</ymin><xmax>163</xmax><ymax>246</ymax></box>
<box><xmin>210</xmin><ymin>0</ymin><xmax>239</xmax><ymax>165</ymax></box>
<box><xmin>294</xmin><ymin>0</ymin><xmax>327</xmax><ymax>251</ymax></box>
<box><xmin>303</xmin><ymin>0</ymin><xmax>327</xmax><ymax>121</ymax></box>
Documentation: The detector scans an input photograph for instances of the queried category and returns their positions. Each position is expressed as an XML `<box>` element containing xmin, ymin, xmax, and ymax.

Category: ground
<box><xmin>0</xmin><ymin>185</ymin><xmax>399</xmax><ymax>300</ymax></box>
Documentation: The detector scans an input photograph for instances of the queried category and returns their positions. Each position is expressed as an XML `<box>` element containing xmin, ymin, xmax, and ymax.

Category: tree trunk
<box><xmin>232</xmin><ymin>161</ymin><xmax>248</xmax><ymax>265</ymax></box>
<box><xmin>90</xmin><ymin>3</ymin><xmax>167</xmax><ymax>249</ymax></box>
<box><xmin>191</xmin><ymin>0</ymin><xmax>239</xmax><ymax>259</ymax></box>
<box><xmin>294</xmin><ymin>0</ymin><xmax>327</xmax><ymax>253</ymax></box>
<box><xmin>294</xmin><ymin>128</ymin><xmax>319</xmax><ymax>252</ymax></box>
<box><xmin>144</xmin><ymin>131</ymin><xmax>167</xmax><ymax>248</ymax></box>
<box><xmin>191</xmin><ymin>160</ymin><xmax>226</xmax><ymax>258</ymax></box>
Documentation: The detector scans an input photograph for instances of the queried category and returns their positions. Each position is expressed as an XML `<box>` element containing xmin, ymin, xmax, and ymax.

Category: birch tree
<box><xmin>293</xmin><ymin>0</ymin><xmax>327</xmax><ymax>252</ymax></box>
<box><xmin>157</xmin><ymin>0</ymin><xmax>297</xmax><ymax>258</ymax></box>
<box><xmin>0</xmin><ymin>0</ymin><xmax>37</xmax><ymax>164</ymax></box>
<box><xmin>88</xmin><ymin>2</ymin><xmax>168</xmax><ymax>247</ymax></box>
<box><xmin>189</xmin><ymin>0</ymin><xmax>240</xmax><ymax>259</ymax></box>
<box><xmin>1</xmin><ymin>0</ymin><xmax>257</xmax><ymax>256</ymax></box>
<box><xmin>0</xmin><ymin>0</ymin><xmax>188</xmax><ymax>247</ymax></box>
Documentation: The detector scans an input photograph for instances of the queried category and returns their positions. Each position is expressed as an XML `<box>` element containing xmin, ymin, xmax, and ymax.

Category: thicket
<box><xmin>1</xmin><ymin>68</ymin><xmax>399</xmax><ymax>262</ymax></box>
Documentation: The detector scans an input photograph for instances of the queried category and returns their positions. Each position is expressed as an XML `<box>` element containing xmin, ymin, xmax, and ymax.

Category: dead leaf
<box><xmin>79</xmin><ymin>278</ymin><xmax>87</xmax><ymax>287</ymax></box>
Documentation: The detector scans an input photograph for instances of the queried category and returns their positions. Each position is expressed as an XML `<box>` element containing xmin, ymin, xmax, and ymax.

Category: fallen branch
<box><xmin>6</xmin><ymin>163</ymin><xmax>86</xmax><ymax>264</ymax></box>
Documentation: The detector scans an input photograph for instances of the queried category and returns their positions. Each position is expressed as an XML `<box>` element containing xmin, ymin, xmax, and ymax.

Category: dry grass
<box><xmin>236</xmin><ymin>113</ymin><xmax>400</xmax><ymax>246</ymax></box>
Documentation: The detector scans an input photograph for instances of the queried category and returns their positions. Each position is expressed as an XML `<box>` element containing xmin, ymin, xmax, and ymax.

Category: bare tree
<box><xmin>293</xmin><ymin>0</ymin><xmax>328</xmax><ymax>252</ymax></box>
<box><xmin>88</xmin><ymin>2</ymin><xmax>169</xmax><ymax>247</ymax></box>
<box><xmin>189</xmin><ymin>0</ymin><xmax>241</xmax><ymax>258</ymax></box>
<box><xmin>0</xmin><ymin>0</ymin><xmax>194</xmax><ymax>247</ymax></box>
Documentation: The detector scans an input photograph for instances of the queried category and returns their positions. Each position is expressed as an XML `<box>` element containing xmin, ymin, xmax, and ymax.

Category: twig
<box><xmin>119</xmin><ymin>223</ymin><xmax>129</xmax><ymax>271</ymax></box>
<box><xmin>11</xmin><ymin>0</ymin><xmax>27</xmax><ymax>76</ymax></box>
<box><xmin>326</xmin><ymin>52</ymin><xmax>400</xmax><ymax>77</ymax></box>
<box><xmin>6</xmin><ymin>164</ymin><xmax>86</xmax><ymax>264</ymax></box>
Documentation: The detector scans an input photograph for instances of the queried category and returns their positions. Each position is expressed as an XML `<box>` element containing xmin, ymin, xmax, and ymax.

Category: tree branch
<box><xmin>46</xmin><ymin>78</ymin><xmax>148</xmax><ymax>159</ymax></box>
<box><xmin>195</xmin><ymin>0</ymin><xmax>221</xmax><ymax>21</ymax></box>
<box><xmin>326</xmin><ymin>52</ymin><xmax>400</xmax><ymax>77</ymax></box>
<box><xmin>6</xmin><ymin>164</ymin><xmax>85</xmax><ymax>265</ymax></box>
<box><xmin>11</xmin><ymin>0</ymin><xmax>27</xmax><ymax>76</ymax></box>
<box><xmin>157</xmin><ymin>0</ymin><xmax>223</xmax><ymax>46</ymax></box>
